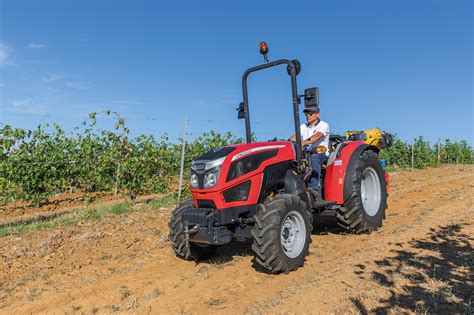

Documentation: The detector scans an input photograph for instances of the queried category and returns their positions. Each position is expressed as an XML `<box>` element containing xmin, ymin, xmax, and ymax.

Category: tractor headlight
<box><xmin>190</xmin><ymin>156</ymin><xmax>226</xmax><ymax>189</ymax></box>
<box><xmin>204</xmin><ymin>170</ymin><xmax>219</xmax><ymax>188</ymax></box>
<box><xmin>190</xmin><ymin>173</ymin><xmax>199</xmax><ymax>188</ymax></box>
<box><xmin>203</xmin><ymin>157</ymin><xmax>226</xmax><ymax>188</ymax></box>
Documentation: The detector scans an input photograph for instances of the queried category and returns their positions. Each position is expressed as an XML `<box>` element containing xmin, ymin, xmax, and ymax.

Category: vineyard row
<box><xmin>1</xmin><ymin>112</ymin><xmax>472</xmax><ymax>205</ymax></box>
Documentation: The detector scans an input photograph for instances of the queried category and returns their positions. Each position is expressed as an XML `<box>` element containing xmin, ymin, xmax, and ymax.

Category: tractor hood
<box><xmin>191</xmin><ymin>142</ymin><xmax>295</xmax><ymax>172</ymax></box>
<box><xmin>190</xmin><ymin>142</ymin><xmax>295</xmax><ymax>192</ymax></box>
<box><xmin>192</xmin><ymin>146</ymin><xmax>237</xmax><ymax>165</ymax></box>
<box><xmin>190</xmin><ymin>141</ymin><xmax>295</xmax><ymax>209</ymax></box>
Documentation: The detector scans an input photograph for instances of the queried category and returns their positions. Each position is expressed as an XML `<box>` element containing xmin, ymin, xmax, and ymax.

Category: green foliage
<box><xmin>380</xmin><ymin>135</ymin><xmax>473</xmax><ymax>169</ymax></box>
<box><xmin>0</xmin><ymin>113</ymin><xmax>244</xmax><ymax>206</ymax></box>
<box><xmin>0</xmin><ymin>114</ymin><xmax>471</xmax><ymax>206</ymax></box>
<box><xmin>413</xmin><ymin>136</ymin><xmax>436</xmax><ymax>169</ymax></box>
<box><xmin>379</xmin><ymin>136</ymin><xmax>411</xmax><ymax>168</ymax></box>
<box><xmin>109</xmin><ymin>202</ymin><xmax>132</xmax><ymax>215</ymax></box>
<box><xmin>441</xmin><ymin>139</ymin><xmax>473</xmax><ymax>164</ymax></box>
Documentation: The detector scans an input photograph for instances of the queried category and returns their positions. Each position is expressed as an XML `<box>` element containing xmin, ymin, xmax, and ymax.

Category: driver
<box><xmin>290</xmin><ymin>105</ymin><xmax>330</xmax><ymax>191</ymax></box>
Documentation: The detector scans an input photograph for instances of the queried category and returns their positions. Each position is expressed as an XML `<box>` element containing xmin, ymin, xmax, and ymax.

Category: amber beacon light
<box><xmin>259</xmin><ymin>41</ymin><xmax>269</xmax><ymax>63</ymax></box>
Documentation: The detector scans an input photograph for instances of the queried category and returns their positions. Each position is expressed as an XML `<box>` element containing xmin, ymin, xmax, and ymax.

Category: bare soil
<box><xmin>0</xmin><ymin>192</ymin><xmax>165</xmax><ymax>228</ymax></box>
<box><xmin>0</xmin><ymin>191</ymin><xmax>126</xmax><ymax>223</ymax></box>
<box><xmin>0</xmin><ymin>165</ymin><xmax>472</xmax><ymax>314</ymax></box>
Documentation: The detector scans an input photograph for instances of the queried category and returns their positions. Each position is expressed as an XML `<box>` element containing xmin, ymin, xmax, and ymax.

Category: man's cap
<box><xmin>303</xmin><ymin>105</ymin><xmax>320</xmax><ymax>113</ymax></box>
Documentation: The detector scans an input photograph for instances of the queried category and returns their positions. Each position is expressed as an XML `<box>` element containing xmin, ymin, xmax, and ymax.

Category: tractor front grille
<box><xmin>197</xmin><ymin>199</ymin><xmax>216</xmax><ymax>208</ymax></box>
<box><xmin>194</xmin><ymin>163</ymin><xmax>206</xmax><ymax>171</ymax></box>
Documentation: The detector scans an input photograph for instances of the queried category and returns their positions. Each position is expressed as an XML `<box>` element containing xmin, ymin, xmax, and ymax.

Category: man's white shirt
<box><xmin>300</xmin><ymin>120</ymin><xmax>330</xmax><ymax>156</ymax></box>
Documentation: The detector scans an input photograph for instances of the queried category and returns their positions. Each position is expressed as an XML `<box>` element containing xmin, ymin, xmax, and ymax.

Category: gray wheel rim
<box><xmin>280</xmin><ymin>210</ymin><xmax>306</xmax><ymax>258</ymax></box>
<box><xmin>360</xmin><ymin>166</ymin><xmax>381</xmax><ymax>216</ymax></box>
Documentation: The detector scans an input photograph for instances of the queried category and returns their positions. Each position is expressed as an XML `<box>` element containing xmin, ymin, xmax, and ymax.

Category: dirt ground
<box><xmin>0</xmin><ymin>165</ymin><xmax>472</xmax><ymax>314</ymax></box>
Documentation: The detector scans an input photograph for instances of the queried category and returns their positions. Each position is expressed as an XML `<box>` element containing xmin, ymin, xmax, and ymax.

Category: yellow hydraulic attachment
<box><xmin>345</xmin><ymin>128</ymin><xmax>393</xmax><ymax>149</ymax></box>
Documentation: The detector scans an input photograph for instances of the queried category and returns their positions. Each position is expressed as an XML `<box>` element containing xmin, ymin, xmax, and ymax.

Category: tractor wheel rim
<box><xmin>280</xmin><ymin>210</ymin><xmax>306</xmax><ymax>258</ymax></box>
<box><xmin>361</xmin><ymin>166</ymin><xmax>381</xmax><ymax>216</ymax></box>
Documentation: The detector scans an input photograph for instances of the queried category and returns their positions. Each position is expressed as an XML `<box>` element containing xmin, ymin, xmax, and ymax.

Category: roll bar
<box><xmin>240</xmin><ymin>59</ymin><xmax>304</xmax><ymax>173</ymax></box>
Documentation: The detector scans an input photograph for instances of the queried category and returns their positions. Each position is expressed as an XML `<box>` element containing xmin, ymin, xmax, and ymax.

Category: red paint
<box><xmin>323</xmin><ymin>141</ymin><xmax>366</xmax><ymax>204</ymax></box>
<box><xmin>191</xmin><ymin>140</ymin><xmax>377</xmax><ymax>209</ymax></box>
<box><xmin>191</xmin><ymin>141</ymin><xmax>295</xmax><ymax>209</ymax></box>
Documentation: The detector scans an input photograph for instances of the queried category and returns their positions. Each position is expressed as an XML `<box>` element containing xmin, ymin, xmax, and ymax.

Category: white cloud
<box><xmin>11</xmin><ymin>98</ymin><xmax>34</xmax><ymax>112</ymax></box>
<box><xmin>42</xmin><ymin>73</ymin><xmax>59</xmax><ymax>82</ymax></box>
<box><xmin>27</xmin><ymin>43</ymin><xmax>46</xmax><ymax>49</ymax></box>
<box><xmin>12</xmin><ymin>98</ymin><xmax>32</xmax><ymax>108</ymax></box>
<box><xmin>66</xmin><ymin>81</ymin><xmax>90</xmax><ymax>90</ymax></box>
<box><xmin>9</xmin><ymin>98</ymin><xmax>48</xmax><ymax>114</ymax></box>
<box><xmin>0</xmin><ymin>45</ymin><xmax>7</xmax><ymax>63</ymax></box>
<box><xmin>0</xmin><ymin>42</ymin><xmax>13</xmax><ymax>66</ymax></box>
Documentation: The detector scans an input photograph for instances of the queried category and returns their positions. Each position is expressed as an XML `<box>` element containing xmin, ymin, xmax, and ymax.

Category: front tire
<box><xmin>337</xmin><ymin>150</ymin><xmax>388</xmax><ymax>233</ymax></box>
<box><xmin>251</xmin><ymin>194</ymin><xmax>312</xmax><ymax>274</ymax></box>
<box><xmin>168</xmin><ymin>198</ymin><xmax>217</xmax><ymax>260</ymax></box>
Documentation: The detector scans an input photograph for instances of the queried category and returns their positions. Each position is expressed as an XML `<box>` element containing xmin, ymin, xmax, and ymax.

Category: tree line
<box><xmin>1</xmin><ymin>112</ymin><xmax>472</xmax><ymax>206</ymax></box>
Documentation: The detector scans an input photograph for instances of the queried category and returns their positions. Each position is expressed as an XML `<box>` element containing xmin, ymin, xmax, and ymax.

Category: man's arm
<box><xmin>305</xmin><ymin>122</ymin><xmax>329</xmax><ymax>146</ymax></box>
<box><xmin>289</xmin><ymin>132</ymin><xmax>323</xmax><ymax>145</ymax></box>
<box><xmin>302</xmin><ymin>132</ymin><xmax>324</xmax><ymax>146</ymax></box>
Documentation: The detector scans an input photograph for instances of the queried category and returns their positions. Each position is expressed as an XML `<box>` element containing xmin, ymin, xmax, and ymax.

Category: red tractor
<box><xmin>169</xmin><ymin>43</ymin><xmax>390</xmax><ymax>274</ymax></box>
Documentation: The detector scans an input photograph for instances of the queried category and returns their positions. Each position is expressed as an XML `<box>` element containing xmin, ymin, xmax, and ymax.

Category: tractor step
<box><xmin>315</xmin><ymin>209</ymin><xmax>338</xmax><ymax>217</ymax></box>
<box><xmin>312</xmin><ymin>200</ymin><xmax>337</xmax><ymax>209</ymax></box>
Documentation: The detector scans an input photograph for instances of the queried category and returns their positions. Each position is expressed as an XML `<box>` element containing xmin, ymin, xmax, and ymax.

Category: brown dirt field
<box><xmin>0</xmin><ymin>192</ymin><xmax>166</xmax><ymax>228</ymax></box>
<box><xmin>0</xmin><ymin>191</ymin><xmax>126</xmax><ymax>223</ymax></box>
<box><xmin>0</xmin><ymin>177</ymin><xmax>183</xmax><ymax>225</ymax></box>
<box><xmin>0</xmin><ymin>165</ymin><xmax>472</xmax><ymax>314</ymax></box>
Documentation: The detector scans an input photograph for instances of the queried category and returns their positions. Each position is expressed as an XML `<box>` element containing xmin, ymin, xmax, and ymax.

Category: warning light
<box><xmin>259</xmin><ymin>42</ymin><xmax>268</xmax><ymax>55</ymax></box>
<box><xmin>259</xmin><ymin>41</ymin><xmax>269</xmax><ymax>63</ymax></box>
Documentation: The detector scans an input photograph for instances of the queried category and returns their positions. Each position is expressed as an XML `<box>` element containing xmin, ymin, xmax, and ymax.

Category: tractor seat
<box><xmin>329</xmin><ymin>134</ymin><xmax>345</xmax><ymax>152</ymax></box>
<box><xmin>326</xmin><ymin>134</ymin><xmax>346</xmax><ymax>167</ymax></box>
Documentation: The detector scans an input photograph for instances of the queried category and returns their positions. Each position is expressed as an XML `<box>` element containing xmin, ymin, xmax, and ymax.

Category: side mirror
<box><xmin>237</xmin><ymin>102</ymin><xmax>246</xmax><ymax>119</ymax></box>
<box><xmin>304</xmin><ymin>87</ymin><xmax>319</xmax><ymax>107</ymax></box>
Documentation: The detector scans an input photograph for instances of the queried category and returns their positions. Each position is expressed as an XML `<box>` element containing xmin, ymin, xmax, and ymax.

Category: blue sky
<box><xmin>0</xmin><ymin>0</ymin><xmax>472</xmax><ymax>144</ymax></box>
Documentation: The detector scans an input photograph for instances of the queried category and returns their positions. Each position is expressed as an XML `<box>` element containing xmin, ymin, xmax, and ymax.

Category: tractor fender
<box><xmin>343</xmin><ymin>144</ymin><xmax>379</xmax><ymax>202</ymax></box>
<box><xmin>323</xmin><ymin>142</ymin><xmax>379</xmax><ymax>204</ymax></box>
<box><xmin>284</xmin><ymin>169</ymin><xmax>306</xmax><ymax>196</ymax></box>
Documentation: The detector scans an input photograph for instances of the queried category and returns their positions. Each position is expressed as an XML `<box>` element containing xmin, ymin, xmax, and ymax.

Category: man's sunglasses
<box><xmin>304</xmin><ymin>112</ymin><xmax>316</xmax><ymax>116</ymax></box>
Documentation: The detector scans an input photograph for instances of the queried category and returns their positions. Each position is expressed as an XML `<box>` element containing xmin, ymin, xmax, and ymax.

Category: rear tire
<box><xmin>251</xmin><ymin>194</ymin><xmax>312</xmax><ymax>274</ymax></box>
<box><xmin>168</xmin><ymin>198</ymin><xmax>218</xmax><ymax>260</ymax></box>
<box><xmin>337</xmin><ymin>150</ymin><xmax>387</xmax><ymax>233</ymax></box>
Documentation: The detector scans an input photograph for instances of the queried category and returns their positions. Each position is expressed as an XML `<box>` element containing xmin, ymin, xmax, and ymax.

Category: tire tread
<box><xmin>251</xmin><ymin>194</ymin><xmax>312</xmax><ymax>274</ymax></box>
<box><xmin>337</xmin><ymin>150</ymin><xmax>388</xmax><ymax>234</ymax></box>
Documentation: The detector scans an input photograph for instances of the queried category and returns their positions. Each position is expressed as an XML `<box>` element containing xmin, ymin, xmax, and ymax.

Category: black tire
<box><xmin>337</xmin><ymin>150</ymin><xmax>388</xmax><ymax>233</ymax></box>
<box><xmin>251</xmin><ymin>194</ymin><xmax>312</xmax><ymax>274</ymax></box>
<box><xmin>168</xmin><ymin>198</ymin><xmax>218</xmax><ymax>260</ymax></box>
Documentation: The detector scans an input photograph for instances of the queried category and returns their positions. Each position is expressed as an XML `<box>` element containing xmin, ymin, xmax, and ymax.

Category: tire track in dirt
<box><xmin>250</xmin><ymin>177</ymin><xmax>473</xmax><ymax>314</ymax></box>
<box><xmin>0</xmin><ymin>165</ymin><xmax>472</xmax><ymax>314</ymax></box>
<box><xmin>228</xmin><ymin>167</ymin><xmax>474</xmax><ymax>314</ymax></box>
